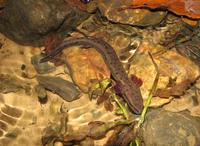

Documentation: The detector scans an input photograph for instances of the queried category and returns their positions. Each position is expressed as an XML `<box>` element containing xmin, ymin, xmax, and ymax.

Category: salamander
<box><xmin>40</xmin><ymin>37</ymin><xmax>143</xmax><ymax>114</ymax></box>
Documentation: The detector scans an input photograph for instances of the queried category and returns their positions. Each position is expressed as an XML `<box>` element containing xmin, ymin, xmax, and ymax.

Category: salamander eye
<box><xmin>80</xmin><ymin>0</ymin><xmax>91</xmax><ymax>4</ymax></box>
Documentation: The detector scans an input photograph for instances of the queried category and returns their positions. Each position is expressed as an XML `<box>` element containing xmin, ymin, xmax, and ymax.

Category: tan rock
<box><xmin>129</xmin><ymin>42</ymin><xmax>199</xmax><ymax>107</ymax></box>
<box><xmin>63</xmin><ymin>47</ymin><xmax>110</xmax><ymax>92</ymax></box>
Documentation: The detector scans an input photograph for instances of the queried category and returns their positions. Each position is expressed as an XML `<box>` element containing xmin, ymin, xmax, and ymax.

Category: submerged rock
<box><xmin>63</xmin><ymin>47</ymin><xmax>110</xmax><ymax>93</ymax></box>
<box><xmin>129</xmin><ymin>42</ymin><xmax>199</xmax><ymax>107</ymax></box>
<box><xmin>176</xmin><ymin>37</ymin><xmax>200</xmax><ymax>66</ymax></box>
<box><xmin>97</xmin><ymin>0</ymin><xmax>167</xmax><ymax>26</ymax></box>
<box><xmin>36</xmin><ymin>75</ymin><xmax>80</xmax><ymax>102</ymax></box>
<box><xmin>31</xmin><ymin>54</ymin><xmax>56</xmax><ymax>74</ymax></box>
<box><xmin>141</xmin><ymin>109</ymin><xmax>200</xmax><ymax>146</ymax></box>
<box><xmin>0</xmin><ymin>74</ymin><xmax>31</xmax><ymax>94</ymax></box>
<box><xmin>0</xmin><ymin>0</ymin><xmax>89</xmax><ymax>46</ymax></box>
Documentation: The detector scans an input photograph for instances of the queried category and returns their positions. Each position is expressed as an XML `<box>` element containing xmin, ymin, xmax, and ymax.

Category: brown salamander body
<box><xmin>40</xmin><ymin>37</ymin><xmax>143</xmax><ymax>114</ymax></box>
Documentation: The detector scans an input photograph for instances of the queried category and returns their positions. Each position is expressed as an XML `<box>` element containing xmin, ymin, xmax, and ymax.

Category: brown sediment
<box><xmin>0</xmin><ymin>121</ymin><xmax>8</xmax><ymax>131</ymax></box>
<box><xmin>1</xmin><ymin>104</ymin><xmax>23</xmax><ymax>118</ymax></box>
<box><xmin>0</xmin><ymin>112</ymin><xmax>17</xmax><ymax>125</ymax></box>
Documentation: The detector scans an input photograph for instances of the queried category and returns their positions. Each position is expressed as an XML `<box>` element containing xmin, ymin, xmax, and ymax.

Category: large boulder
<box><xmin>0</xmin><ymin>0</ymin><xmax>89</xmax><ymax>46</ymax></box>
<box><xmin>141</xmin><ymin>109</ymin><xmax>200</xmax><ymax>146</ymax></box>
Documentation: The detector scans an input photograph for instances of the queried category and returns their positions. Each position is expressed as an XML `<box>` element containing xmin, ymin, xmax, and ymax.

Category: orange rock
<box><xmin>181</xmin><ymin>17</ymin><xmax>198</xmax><ymax>27</ymax></box>
<box><xmin>67</xmin><ymin>0</ymin><xmax>88</xmax><ymax>11</ymax></box>
<box><xmin>0</xmin><ymin>0</ymin><xmax>7</xmax><ymax>6</ymax></box>
<box><xmin>119</xmin><ymin>0</ymin><xmax>200</xmax><ymax>19</ymax></box>
<box><xmin>63</xmin><ymin>47</ymin><xmax>110</xmax><ymax>92</ymax></box>
<box><xmin>129</xmin><ymin>42</ymin><xmax>199</xmax><ymax>107</ymax></box>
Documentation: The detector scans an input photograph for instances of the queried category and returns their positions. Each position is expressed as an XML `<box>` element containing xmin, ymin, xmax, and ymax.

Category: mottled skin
<box><xmin>40</xmin><ymin>37</ymin><xmax>143</xmax><ymax>114</ymax></box>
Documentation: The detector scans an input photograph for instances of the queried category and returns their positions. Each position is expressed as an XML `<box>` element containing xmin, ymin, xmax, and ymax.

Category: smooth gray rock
<box><xmin>37</xmin><ymin>75</ymin><xmax>80</xmax><ymax>102</ymax></box>
<box><xmin>141</xmin><ymin>109</ymin><xmax>200</xmax><ymax>146</ymax></box>
<box><xmin>31</xmin><ymin>54</ymin><xmax>56</xmax><ymax>74</ymax></box>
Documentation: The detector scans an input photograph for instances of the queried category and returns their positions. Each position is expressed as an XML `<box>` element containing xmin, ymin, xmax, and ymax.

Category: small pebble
<box><xmin>35</xmin><ymin>85</ymin><xmax>48</xmax><ymax>104</ymax></box>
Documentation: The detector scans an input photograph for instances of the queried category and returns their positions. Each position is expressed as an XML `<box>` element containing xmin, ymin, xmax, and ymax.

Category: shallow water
<box><xmin>0</xmin><ymin>33</ymin><xmax>118</xmax><ymax>146</ymax></box>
